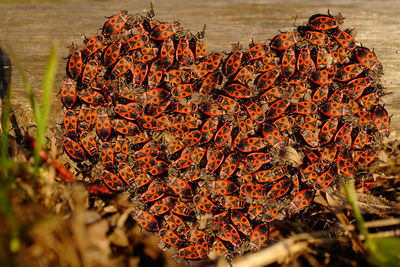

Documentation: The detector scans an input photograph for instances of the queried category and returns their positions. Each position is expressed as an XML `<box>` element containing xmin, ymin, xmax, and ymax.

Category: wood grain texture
<box><xmin>0</xmin><ymin>0</ymin><xmax>399</xmax><ymax>135</ymax></box>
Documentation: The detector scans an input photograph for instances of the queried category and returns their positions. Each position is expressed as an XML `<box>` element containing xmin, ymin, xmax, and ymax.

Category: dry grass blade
<box><xmin>217</xmin><ymin>232</ymin><xmax>342</xmax><ymax>267</ymax></box>
<box><xmin>315</xmin><ymin>188</ymin><xmax>400</xmax><ymax>215</ymax></box>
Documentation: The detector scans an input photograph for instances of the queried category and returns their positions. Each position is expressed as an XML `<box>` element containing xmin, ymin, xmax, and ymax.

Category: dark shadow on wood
<box><xmin>0</xmin><ymin>47</ymin><xmax>11</xmax><ymax>101</ymax></box>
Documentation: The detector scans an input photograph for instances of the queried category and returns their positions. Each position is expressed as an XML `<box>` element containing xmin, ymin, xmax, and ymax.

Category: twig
<box><xmin>368</xmin><ymin>229</ymin><xmax>400</xmax><ymax>239</ymax></box>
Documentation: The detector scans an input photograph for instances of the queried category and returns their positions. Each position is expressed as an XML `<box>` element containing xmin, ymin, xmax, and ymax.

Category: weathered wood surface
<box><xmin>0</xmin><ymin>0</ymin><xmax>399</xmax><ymax>136</ymax></box>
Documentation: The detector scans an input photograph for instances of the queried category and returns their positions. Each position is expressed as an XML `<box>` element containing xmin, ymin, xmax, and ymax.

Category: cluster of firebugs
<box><xmin>60</xmin><ymin>7</ymin><xmax>389</xmax><ymax>261</ymax></box>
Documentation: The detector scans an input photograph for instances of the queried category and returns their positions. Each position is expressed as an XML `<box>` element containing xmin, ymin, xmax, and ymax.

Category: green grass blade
<box><xmin>35</xmin><ymin>41</ymin><xmax>59</xmax><ymax>154</ymax></box>
<box><xmin>1</xmin><ymin>79</ymin><xmax>12</xmax><ymax>182</ymax></box>
<box><xmin>4</xmin><ymin>45</ymin><xmax>40</xmax><ymax>127</ymax></box>
<box><xmin>0</xmin><ymin>67</ymin><xmax>12</xmax><ymax>218</ymax></box>
<box><xmin>3</xmin><ymin>45</ymin><xmax>42</xmax><ymax>172</ymax></box>
<box><xmin>4</xmin><ymin>42</ymin><xmax>59</xmax><ymax>175</ymax></box>
<box><xmin>367</xmin><ymin>236</ymin><xmax>400</xmax><ymax>267</ymax></box>
<box><xmin>343</xmin><ymin>179</ymin><xmax>369</xmax><ymax>239</ymax></box>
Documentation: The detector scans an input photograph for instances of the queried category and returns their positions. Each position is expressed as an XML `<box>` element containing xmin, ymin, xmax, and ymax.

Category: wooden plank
<box><xmin>0</xmin><ymin>0</ymin><xmax>399</xmax><ymax>136</ymax></box>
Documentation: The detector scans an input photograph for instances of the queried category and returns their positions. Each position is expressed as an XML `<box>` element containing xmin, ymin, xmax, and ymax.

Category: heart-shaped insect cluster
<box><xmin>60</xmin><ymin>8</ymin><xmax>389</xmax><ymax>260</ymax></box>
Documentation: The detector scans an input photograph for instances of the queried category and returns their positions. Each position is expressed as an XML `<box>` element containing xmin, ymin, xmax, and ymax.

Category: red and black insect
<box><xmin>67</xmin><ymin>49</ymin><xmax>83</xmax><ymax>79</ymax></box>
<box><xmin>158</xmin><ymin>228</ymin><xmax>184</xmax><ymax>247</ymax></box>
<box><xmin>102</xmin><ymin>11</ymin><xmax>128</xmax><ymax>36</ymax></box>
<box><xmin>217</xmin><ymin>223</ymin><xmax>242</xmax><ymax>248</ymax></box>
<box><xmin>319</xmin><ymin>117</ymin><xmax>338</xmax><ymax>144</ymax></box>
<box><xmin>201</xmin><ymin>117</ymin><xmax>219</xmax><ymax>143</ymax></box>
<box><xmin>176</xmin><ymin>37</ymin><xmax>192</xmax><ymax>66</ymax></box>
<box><xmin>247</xmin><ymin>42</ymin><xmax>270</xmax><ymax>60</ymax></box>
<box><xmin>206</xmin><ymin>52</ymin><xmax>223</xmax><ymax>72</ymax></box>
<box><xmin>262</xmin><ymin>123</ymin><xmax>283</xmax><ymax>149</ymax></box>
<box><xmin>266</xmin><ymin>98</ymin><xmax>291</xmax><ymax>119</ymax></box>
<box><xmin>297</xmin><ymin>47</ymin><xmax>312</xmax><ymax>74</ymax></box>
<box><xmin>116</xmin><ymin>162</ymin><xmax>135</xmax><ymax>185</ymax></box>
<box><xmin>309</xmin><ymin>14</ymin><xmax>340</xmax><ymax>31</ymax></box>
<box><xmin>267</xmin><ymin>179</ymin><xmax>291</xmax><ymax>200</ymax></box>
<box><xmin>160</xmin><ymin>37</ymin><xmax>175</xmax><ymax>69</ymax></box>
<box><xmin>373</xmin><ymin>105</ymin><xmax>390</xmax><ymax>136</ymax></box>
<box><xmin>82</xmin><ymin>34</ymin><xmax>104</xmax><ymax>58</ymax></box>
<box><xmin>181</xmin><ymin>129</ymin><xmax>202</xmax><ymax>147</ymax></box>
<box><xmin>231</xmin><ymin>211</ymin><xmax>252</xmax><ymax>236</ymax></box>
<box><xmin>166</xmin><ymin>176</ymin><xmax>193</xmax><ymax>198</ymax></box>
<box><xmin>219</xmin><ymin>152</ymin><xmax>239</xmax><ymax>179</ymax></box>
<box><xmin>224</xmin><ymin>50</ymin><xmax>243</xmax><ymax>77</ymax></box>
<box><xmin>226</xmin><ymin>83</ymin><xmax>252</xmax><ymax>99</ymax></box>
<box><xmin>219</xmin><ymin>196</ymin><xmax>246</xmax><ymax>210</ymax></box>
<box><xmin>150</xmin><ymin>23</ymin><xmax>178</xmax><ymax>40</ymax></box>
<box><xmin>82</xmin><ymin>59</ymin><xmax>100</xmax><ymax>86</ymax></box>
<box><xmin>315</xmin><ymin>47</ymin><xmax>328</xmax><ymax>69</ymax></box>
<box><xmin>337</xmin><ymin>153</ymin><xmax>355</xmax><ymax>177</ymax></box>
<box><xmin>319</xmin><ymin>101</ymin><xmax>349</xmax><ymax>117</ymax></box>
<box><xmin>96</xmin><ymin>107</ymin><xmax>112</xmax><ymax>140</ymax></box>
<box><xmin>125</xmin><ymin>33</ymin><xmax>149</xmax><ymax>51</ymax></box>
<box><xmin>256</xmin><ymin>68</ymin><xmax>280</xmax><ymax>90</ymax></box>
<box><xmin>248</xmin><ymin>202</ymin><xmax>264</xmax><ymax>220</ymax></box>
<box><xmin>140</xmin><ymin>183</ymin><xmax>166</xmax><ymax>203</ymax></box>
<box><xmin>212</xmin><ymin>238</ymin><xmax>231</xmax><ymax>260</ymax></box>
<box><xmin>132</xmin><ymin>62</ymin><xmax>149</xmax><ymax>86</ymax></box>
<box><xmin>100</xmin><ymin>169</ymin><xmax>124</xmax><ymax>191</ymax></box>
<box><xmin>264</xmin><ymin>206</ymin><xmax>278</xmax><ymax>222</ymax></box>
<box><xmin>290</xmin><ymin>101</ymin><xmax>317</xmax><ymax>115</ymax></box>
<box><xmin>111</xmin><ymin>55</ymin><xmax>132</xmax><ymax>78</ymax></box>
<box><xmin>310</xmin><ymin>69</ymin><xmax>330</xmax><ymax>85</ymax></box>
<box><xmin>281</xmin><ymin>47</ymin><xmax>296</xmax><ymax>78</ymax></box>
<box><xmin>354</xmin><ymin>149</ymin><xmax>377</xmax><ymax>166</ymax></box>
<box><xmin>64</xmin><ymin>109</ymin><xmax>78</xmax><ymax>136</ymax></box>
<box><xmin>253</xmin><ymin>166</ymin><xmax>288</xmax><ymax>183</ymax></box>
<box><xmin>190</xmin><ymin>61</ymin><xmax>209</xmax><ymax>80</ymax></box>
<box><xmin>256</xmin><ymin>56</ymin><xmax>280</xmax><ymax>72</ymax></box>
<box><xmin>27</xmin><ymin>136</ymin><xmax>75</xmax><ymax>182</ymax></box>
<box><xmin>210</xmin><ymin>180</ymin><xmax>238</xmax><ymax>195</ymax></box>
<box><xmin>237</xmin><ymin>137</ymin><xmax>268</xmax><ymax>152</ymax></box>
<box><xmin>206</xmin><ymin>145</ymin><xmax>225</xmax><ymax>174</ymax></box>
<box><xmin>332</xmin><ymin>29</ymin><xmax>356</xmax><ymax>50</ymax></box>
<box><xmin>193</xmin><ymin>195</ymin><xmax>218</xmax><ymax>214</ymax></box>
<box><xmin>289</xmin><ymin>189</ymin><xmax>315</xmax><ymax>212</ymax></box>
<box><xmin>170</xmin><ymin>200</ymin><xmax>192</xmax><ymax>217</ymax></box>
<box><xmin>305</xmin><ymin>31</ymin><xmax>330</xmax><ymax>46</ymax></box>
<box><xmin>328</xmin><ymin>41</ymin><xmax>350</xmax><ymax>64</ymax></box>
<box><xmin>61</xmin><ymin>79</ymin><xmax>77</xmax><ymax>108</ymax></box>
<box><xmin>314</xmin><ymin>168</ymin><xmax>335</xmax><ymax>191</ymax></box>
<box><xmin>132</xmin><ymin>209</ymin><xmax>159</xmax><ymax>232</ymax></box>
<box><xmin>164</xmin><ymin>213</ymin><xmax>188</xmax><ymax>232</ymax></box>
<box><xmin>334</xmin><ymin>122</ymin><xmax>353</xmax><ymax>148</ymax></box>
<box><xmin>273</xmin><ymin>116</ymin><xmax>295</xmax><ymax>132</ymax></box>
<box><xmin>112</xmin><ymin>119</ymin><xmax>139</xmax><ymax>136</ymax></box>
<box><xmin>149</xmin><ymin>196</ymin><xmax>176</xmax><ymax>216</ymax></box>
<box><xmin>199</xmin><ymin>72</ymin><xmax>221</xmax><ymax>96</ymax></box>
<box><xmin>234</xmin><ymin>64</ymin><xmax>254</xmax><ymax>84</ymax></box>
<box><xmin>336</xmin><ymin>63</ymin><xmax>364</xmax><ymax>81</ymax></box>
<box><xmin>195</xmin><ymin>24</ymin><xmax>207</xmax><ymax>60</ymax></box>
<box><xmin>240</xmin><ymin>182</ymin><xmax>267</xmax><ymax>199</ymax></box>
<box><xmin>270</xmin><ymin>32</ymin><xmax>298</xmax><ymax>50</ymax></box>
<box><xmin>102</xmin><ymin>40</ymin><xmax>122</xmax><ymax>66</ymax></box>
<box><xmin>100</xmin><ymin>142</ymin><xmax>114</xmax><ymax>169</ymax></box>
<box><xmin>80</xmin><ymin>130</ymin><xmax>98</xmax><ymax>157</ymax></box>
<box><xmin>178</xmin><ymin>244</ymin><xmax>206</xmax><ymax>260</ymax></box>
<box><xmin>352</xmin><ymin>131</ymin><xmax>373</xmax><ymax>150</ymax></box>
<box><xmin>355</xmin><ymin>47</ymin><xmax>381</xmax><ymax>71</ymax></box>
<box><xmin>216</xmin><ymin>95</ymin><xmax>241</xmax><ymax>114</ymax></box>
<box><xmin>249</xmin><ymin>223</ymin><xmax>269</xmax><ymax>250</ymax></box>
